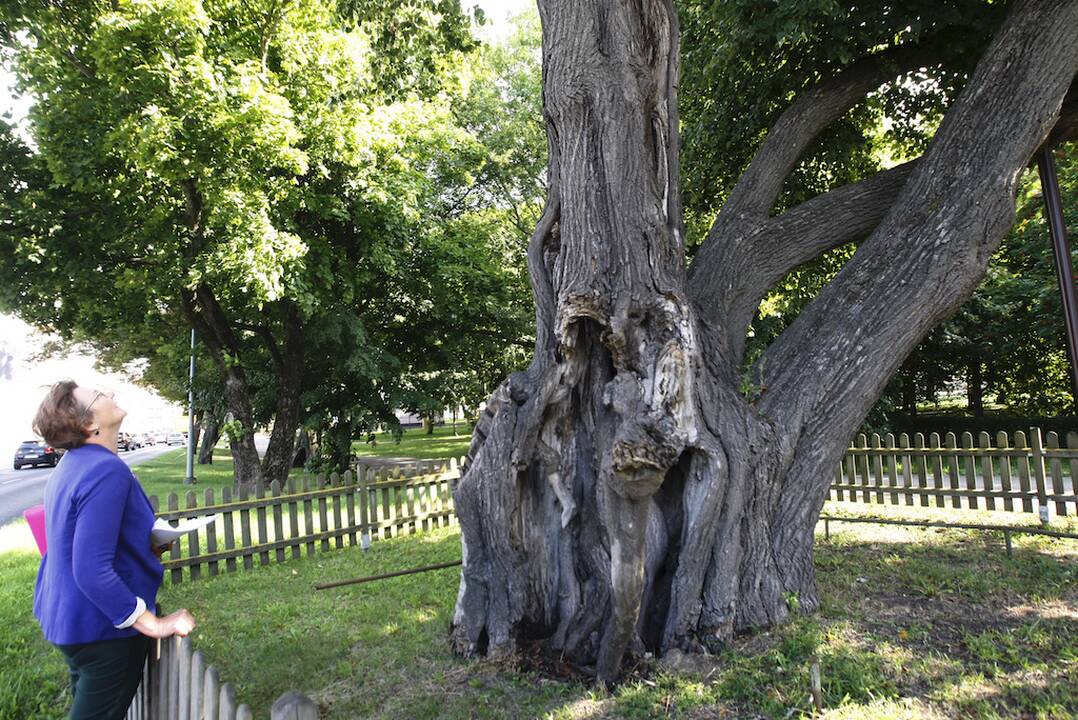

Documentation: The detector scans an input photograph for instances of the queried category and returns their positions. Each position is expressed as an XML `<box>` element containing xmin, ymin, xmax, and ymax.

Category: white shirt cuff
<box><xmin>115</xmin><ymin>596</ymin><xmax>146</xmax><ymax>629</ymax></box>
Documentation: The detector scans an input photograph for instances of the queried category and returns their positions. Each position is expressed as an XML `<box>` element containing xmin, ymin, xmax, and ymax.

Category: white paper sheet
<box><xmin>151</xmin><ymin>515</ymin><xmax>219</xmax><ymax>545</ymax></box>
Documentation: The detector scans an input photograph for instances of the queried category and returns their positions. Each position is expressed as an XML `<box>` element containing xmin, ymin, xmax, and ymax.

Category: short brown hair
<box><xmin>33</xmin><ymin>380</ymin><xmax>93</xmax><ymax>450</ymax></box>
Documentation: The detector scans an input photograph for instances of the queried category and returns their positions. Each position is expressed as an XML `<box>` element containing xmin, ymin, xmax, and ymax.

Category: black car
<box><xmin>13</xmin><ymin>441</ymin><xmax>60</xmax><ymax>470</ymax></box>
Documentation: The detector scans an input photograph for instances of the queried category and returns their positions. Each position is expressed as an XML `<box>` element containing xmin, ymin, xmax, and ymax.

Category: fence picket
<box><xmin>239</xmin><ymin>485</ymin><xmax>253</xmax><ymax>570</ymax></box>
<box><xmin>331</xmin><ymin>472</ymin><xmax>344</xmax><ymax>549</ymax></box>
<box><xmin>884</xmin><ymin>433</ymin><xmax>898</xmax><ymax>505</ymax></box>
<box><xmin>271</xmin><ymin>691</ymin><xmax>319</xmax><ymax>720</ymax></box>
<box><xmin>1016</xmin><ymin>431</ymin><xmax>1034</xmax><ymax>514</ymax></box>
<box><xmin>185</xmin><ymin>491</ymin><xmax>200</xmax><ymax>582</ymax></box>
<box><xmin>202</xmin><ymin>666</ymin><xmax>219</xmax><ymax>720</ymax></box>
<box><xmin>222</xmin><ymin>486</ymin><xmax>237</xmax><ymax>573</ymax></box>
<box><xmin>220</xmin><ymin>682</ymin><xmax>237</xmax><ymax>720</ymax></box>
<box><xmin>303</xmin><ymin>476</ymin><xmax>315</xmax><ymax>557</ymax></box>
<box><xmin>1069</xmin><ymin>431</ymin><xmax>1078</xmax><ymax>516</ymax></box>
<box><xmin>256</xmin><ymin>484</ymin><xmax>270</xmax><ymax>566</ymax></box>
<box><xmin>899</xmin><ymin>433</ymin><xmax>913</xmax><ymax>506</ymax></box>
<box><xmin>345</xmin><ymin>470</ymin><xmax>357</xmax><ymax>547</ymax></box>
<box><xmin>288</xmin><ymin>482</ymin><xmax>301</xmax><ymax>560</ymax></box>
<box><xmin>833</xmin><ymin>454</ymin><xmax>844</xmax><ymax>502</ymax></box>
<box><xmin>945</xmin><ymin>432</ymin><xmax>961</xmax><ymax>509</ymax></box>
<box><xmin>855</xmin><ymin>433</ymin><xmax>868</xmax><ymax>502</ymax></box>
<box><xmin>998</xmin><ymin>431</ymin><xmax>1015</xmax><ymax>512</ymax></box>
<box><xmin>177</xmin><ymin>636</ymin><xmax>191</xmax><ymax>720</ymax></box>
<box><xmin>272</xmin><ymin>481</ymin><xmax>285</xmax><ymax>564</ymax></box>
<box><xmin>155</xmin><ymin>638</ymin><xmax>167</xmax><ymax>720</ymax></box>
<box><xmin>204</xmin><ymin>489</ymin><xmax>219</xmax><ymax>577</ymax></box>
<box><xmin>979</xmin><ymin>432</ymin><xmax>995</xmax><ymax>511</ymax></box>
<box><xmin>870</xmin><ymin>433</ymin><xmax>885</xmax><ymax>504</ymax></box>
<box><xmin>168</xmin><ymin>636</ymin><xmax>180</xmax><ymax>720</ymax></box>
<box><xmin>358</xmin><ymin>467</ymin><xmax>371</xmax><ymax>550</ymax></box>
<box><xmin>318</xmin><ymin>477</ymin><xmax>330</xmax><ymax>552</ymax></box>
<box><xmin>912</xmin><ymin>433</ymin><xmax>927</xmax><ymax>507</ymax></box>
<box><xmin>1031</xmin><ymin>427</ymin><xmax>1049</xmax><ymax>521</ymax></box>
<box><xmin>406</xmin><ymin>480</ymin><xmax>417</xmax><ymax>535</ymax></box>
<box><xmin>1047</xmin><ymin>431</ymin><xmax>1068</xmax><ymax>516</ymax></box>
<box><xmin>961</xmin><ymin>432</ymin><xmax>977</xmax><ymax>511</ymax></box>
<box><xmin>167</xmin><ymin>494</ymin><xmax>182</xmax><ymax>585</ymax></box>
<box><xmin>394</xmin><ymin>470</ymin><xmax>405</xmax><ymax>535</ymax></box>
<box><xmin>929</xmin><ymin>433</ymin><xmax>944</xmax><ymax>507</ymax></box>
<box><xmin>190</xmin><ymin>650</ymin><xmax>204</xmax><ymax>720</ymax></box>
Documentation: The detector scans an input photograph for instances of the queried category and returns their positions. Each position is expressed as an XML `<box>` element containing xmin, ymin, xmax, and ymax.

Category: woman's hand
<box><xmin>151</xmin><ymin>541</ymin><xmax>175</xmax><ymax>558</ymax></box>
<box><xmin>165</xmin><ymin>609</ymin><xmax>196</xmax><ymax>637</ymax></box>
<box><xmin>133</xmin><ymin>608</ymin><xmax>197</xmax><ymax>639</ymax></box>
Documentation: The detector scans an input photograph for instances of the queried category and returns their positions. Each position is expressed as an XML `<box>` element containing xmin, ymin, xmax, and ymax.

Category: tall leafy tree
<box><xmin>0</xmin><ymin>0</ymin><xmax>529</xmax><ymax>483</ymax></box>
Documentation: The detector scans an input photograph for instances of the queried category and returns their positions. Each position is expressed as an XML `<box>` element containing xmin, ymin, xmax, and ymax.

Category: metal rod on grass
<box><xmin>314</xmin><ymin>560</ymin><xmax>462</xmax><ymax>590</ymax></box>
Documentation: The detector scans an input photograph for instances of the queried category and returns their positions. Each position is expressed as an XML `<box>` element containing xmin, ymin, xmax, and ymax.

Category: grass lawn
<box><xmin>132</xmin><ymin>446</ymin><xmax>240</xmax><ymax>501</ymax></box>
<box><xmin>353</xmin><ymin>423</ymin><xmax>473</xmax><ymax>461</ymax></box>
<box><xmin>3</xmin><ymin>512</ymin><xmax>1075</xmax><ymax>719</ymax></box>
<box><xmin>136</xmin><ymin>424</ymin><xmax>473</xmax><ymax>500</ymax></box>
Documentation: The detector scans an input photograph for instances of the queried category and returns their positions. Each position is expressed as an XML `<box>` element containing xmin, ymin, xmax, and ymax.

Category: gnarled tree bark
<box><xmin>450</xmin><ymin>0</ymin><xmax>1078</xmax><ymax>685</ymax></box>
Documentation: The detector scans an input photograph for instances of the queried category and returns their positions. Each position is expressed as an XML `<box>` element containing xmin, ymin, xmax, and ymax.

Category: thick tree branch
<box><xmin>763</xmin><ymin>161</ymin><xmax>917</xmax><ymax>277</ymax></box>
<box><xmin>690</xmin><ymin>161</ymin><xmax>917</xmax><ymax>362</ymax></box>
<box><xmin>235</xmin><ymin>320</ymin><xmax>285</xmax><ymax>374</ymax></box>
<box><xmin>757</xmin><ymin>0</ymin><xmax>1078</xmax><ymax>446</ymax></box>
<box><xmin>716</xmin><ymin>42</ymin><xmax>939</xmax><ymax>229</ymax></box>
<box><xmin>687</xmin><ymin>38</ymin><xmax>951</xmax><ymax>365</ymax></box>
<box><xmin>1043</xmin><ymin>82</ymin><xmax>1078</xmax><ymax>148</ymax></box>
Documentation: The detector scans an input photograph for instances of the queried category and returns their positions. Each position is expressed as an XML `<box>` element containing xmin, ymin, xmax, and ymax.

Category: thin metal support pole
<box><xmin>1037</xmin><ymin>147</ymin><xmax>1078</xmax><ymax>399</ymax></box>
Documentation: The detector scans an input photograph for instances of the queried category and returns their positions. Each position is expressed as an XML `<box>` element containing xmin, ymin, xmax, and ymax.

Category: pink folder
<box><xmin>24</xmin><ymin>504</ymin><xmax>46</xmax><ymax>556</ymax></box>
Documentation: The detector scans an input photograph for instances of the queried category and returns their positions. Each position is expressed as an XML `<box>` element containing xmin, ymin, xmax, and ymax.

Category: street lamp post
<box><xmin>184</xmin><ymin>328</ymin><xmax>196</xmax><ymax>485</ymax></box>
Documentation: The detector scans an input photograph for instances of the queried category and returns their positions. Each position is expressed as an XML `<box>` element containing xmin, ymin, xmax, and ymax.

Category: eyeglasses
<box><xmin>81</xmin><ymin>389</ymin><xmax>115</xmax><ymax>418</ymax></box>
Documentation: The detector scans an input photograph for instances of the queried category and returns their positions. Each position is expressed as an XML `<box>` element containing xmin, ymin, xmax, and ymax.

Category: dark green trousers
<box><xmin>55</xmin><ymin>635</ymin><xmax>150</xmax><ymax>720</ymax></box>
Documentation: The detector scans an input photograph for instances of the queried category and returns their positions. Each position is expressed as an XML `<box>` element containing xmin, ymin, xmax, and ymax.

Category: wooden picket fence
<box><xmin>151</xmin><ymin>459</ymin><xmax>463</xmax><ymax>584</ymax></box>
<box><xmin>149</xmin><ymin>426</ymin><xmax>1078</xmax><ymax>588</ymax></box>
<box><xmin>833</xmin><ymin>427</ymin><xmax>1077</xmax><ymax>518</ymax></box>
<box><xmin>125</xmin><ymin>635</ymin><xmax>316</xmax><ymax>720</ymax></box>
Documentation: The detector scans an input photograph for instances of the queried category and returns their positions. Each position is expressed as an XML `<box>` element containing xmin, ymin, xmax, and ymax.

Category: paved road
<box><xmin>0</xmin><ymin>444</ymin><xmax>177</xmax><ymax>526</ymax></box>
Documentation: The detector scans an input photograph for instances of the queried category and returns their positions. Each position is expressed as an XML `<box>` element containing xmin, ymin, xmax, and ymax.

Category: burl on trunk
<box><xmin>450</xmin><ymin>0</ymin><xmax>1078</xmax><ymax>685</ymax></box>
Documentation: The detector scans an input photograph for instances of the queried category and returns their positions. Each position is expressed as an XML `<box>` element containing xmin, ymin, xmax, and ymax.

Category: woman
<box><xmin>32</xmin><ymin>380</ymin><xmax>196</xmax><ymax>720</ymax></box>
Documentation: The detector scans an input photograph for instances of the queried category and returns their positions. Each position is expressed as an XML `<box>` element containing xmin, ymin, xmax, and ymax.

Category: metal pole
<box><xmin>1037</xmin><ymin>147</ymin><xmax>1078</xmax><ymax>400</ymax></box>
<box><xmin>314</xmin><ymin>560</ymin><xmax>462</xmax><ymax>590</ymax></box>
<box><xmin>184</xmin><ymin>328</ymin><xmax>196</xmax><ymax>484</ymax></box>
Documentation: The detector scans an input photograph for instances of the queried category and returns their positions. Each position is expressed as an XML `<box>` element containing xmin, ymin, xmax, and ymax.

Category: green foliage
<box><xmin>678</xmin><ymin>0</ymin><xmax>1002</xmax><ymax>229</ymax></box>
<box><xmin>675</xmin><ymin>0</ymin><xmax>1074</xmax><ymax>421</ymax></box>
<box><xmin>0</xmin><ymin>1</ymin><xmax>542</xmax><ymax>471</ymax></box>
<box><xmin>882</xmin><ymin>152</ymin><xmax>1078</xmax><ymax>419</ymax></box>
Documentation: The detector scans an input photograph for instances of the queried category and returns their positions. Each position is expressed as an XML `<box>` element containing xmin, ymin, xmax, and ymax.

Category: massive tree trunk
<box><xmin>179</xmin><ymin>179</ymin><xmax>264</xmax><ymax>487</ymax></box>
<box><xmin>449</xmin><ymin>0</ymin><xmax>1078</xmax><ymax>685</ymax></box>
<box><xmin>198</xmin><ymin>418</ymin><xmax>220</xmax><ymax>464</ymax></box>
<box><xmin>220</xmin><ymin>364</ymin><xmax>264</xmax><ymax>487</ymax></box>
<box><xmin>259</xmin><ymin>302</ymin><xmax>305</xmax><ymax>485</ymax></box>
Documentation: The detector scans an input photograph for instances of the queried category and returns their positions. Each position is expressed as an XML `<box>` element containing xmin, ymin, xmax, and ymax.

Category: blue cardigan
<box><xmin>34</xmin><ymin>444</ymin><xmax>163</xmax><ymax>645</ymax></box>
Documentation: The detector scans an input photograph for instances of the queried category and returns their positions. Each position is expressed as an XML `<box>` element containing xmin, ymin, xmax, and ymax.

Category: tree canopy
<box><xmin>0</xmin><ymin>0</ymin><xmax>540</xmax><ymax>480</ymax></box>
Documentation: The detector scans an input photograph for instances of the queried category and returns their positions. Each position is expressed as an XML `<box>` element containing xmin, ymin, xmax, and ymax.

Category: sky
<box><xmin>0</xmin><ymin>0</ymin><xmax>535</xmax><ymax>451</ymax></box>
<box><xmin>0</xmin><ymin>315</ymin><xmax>187</xmax><ymax>451</ymax></box>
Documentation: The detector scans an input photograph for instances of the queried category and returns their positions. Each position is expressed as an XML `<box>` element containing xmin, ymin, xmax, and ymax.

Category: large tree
<box><xmin>0</xmin><ymin>0</ymin><xmax>533</xmax><ymax>484</ymax></box>
<box><xmin>449</xmin><ymin>0</ymin><xmax>1078</xmax><ymax>684</ymax></box>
